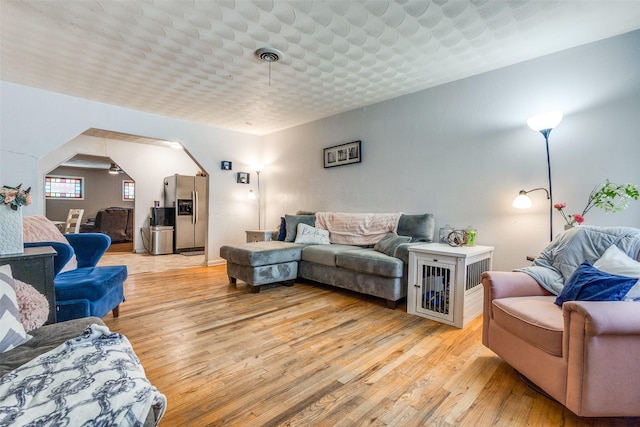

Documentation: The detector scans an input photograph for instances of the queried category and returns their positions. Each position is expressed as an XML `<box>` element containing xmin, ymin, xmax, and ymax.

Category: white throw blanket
<box><xmin>315</xmin><ymin>212</ymin><xmax>402</xmax><ymax>245</ymax></box>
<box><xmin>0</xmin><ymin>324</ymin><xmax>166</xmax><ymax>426</ymax></box>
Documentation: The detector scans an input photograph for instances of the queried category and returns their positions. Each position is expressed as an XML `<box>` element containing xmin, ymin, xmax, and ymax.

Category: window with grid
<box><xmin>45</xmin><ymin>176</ymin><xmax>84</xmax><ymax>199</ymax></box>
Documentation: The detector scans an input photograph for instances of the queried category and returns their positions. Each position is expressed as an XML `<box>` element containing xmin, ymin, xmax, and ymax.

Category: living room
<box><xmin>2</xmin><ymin>1</ymin><xmax>640</xmax><ymax>425</ymax></box>
<box><xmin>2</xmin><ymin>18</ymin><xmax>639</xmax><ymax>271</ymax></box>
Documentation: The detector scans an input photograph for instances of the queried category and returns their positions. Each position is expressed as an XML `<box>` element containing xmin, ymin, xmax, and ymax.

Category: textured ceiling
<box><xmin>2</xmin><ymin>1</ymin><xmax>640</xmax><ymax>136</ymax></box>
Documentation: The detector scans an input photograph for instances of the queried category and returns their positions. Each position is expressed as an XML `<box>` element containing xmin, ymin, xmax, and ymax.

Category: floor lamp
<box><xmin>248</xmin><ymin>165</ymin><xmax>264</xmax><ymax>230</ymax></box>
<box><xmin>513</xmin><ymin>111</ymin><xmax>563</xmax><ymax>241</ymax></box>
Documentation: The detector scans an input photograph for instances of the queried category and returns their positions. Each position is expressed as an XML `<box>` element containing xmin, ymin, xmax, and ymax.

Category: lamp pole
<box><xmin>526</xmin><ymin>111</ymin><xmax>562</xmax><ymax>242</ymax></box>
<box><xmin>541</xmin><ymin>128</ymin><xmax>553</xmax><ymax>242</ymax></box>
<box><xmin>256</xmin><ymin>170</ymin><xmax>261</xmax><ymax>230</ymax></box>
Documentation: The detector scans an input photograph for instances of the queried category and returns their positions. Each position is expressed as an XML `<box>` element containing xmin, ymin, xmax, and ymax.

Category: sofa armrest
<box><xmin>563</xmin><ymin>301</ymin><xmax>640</xmax><ymax>416</ymax></box>
<box><xmin>482</xmin><ymin>271</ymin><xmax>552</xmax><ymax>347</ymax></box>
<box><xmin>24</xmin><ymin>241</ymin><xmax>74</xmax><ymax>276</ymax></box>
<box><xmin>482</xmin><ymin>271</ymin><xmax>551</xmax><ymax>300</ymax></box>
<box><xmin>64</xmin><ymin>233</ymin><xmax>111</xmax><ymax>268</ymax></box>
<box><xmin>564</xmin><ymin>301</ymin><xmax>640</xmax><ymax>336</ymax></box>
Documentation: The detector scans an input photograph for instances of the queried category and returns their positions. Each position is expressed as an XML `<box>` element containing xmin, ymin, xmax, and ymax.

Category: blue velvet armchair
<box><xmin>25</xmin><ymin>233</ymin><xmax>127</xmax><ymax>322</ymax></box>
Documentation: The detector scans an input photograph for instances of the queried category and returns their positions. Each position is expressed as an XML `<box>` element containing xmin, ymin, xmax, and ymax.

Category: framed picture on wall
<box><xmin>323</xmin><ymin>140</ymin><xmax>361</xmax><ymax>168</ymax></box>
<box><xmin>237</xmin><ymin>172</ymin><xmax>250</xmax><ymax>184</ymax></box>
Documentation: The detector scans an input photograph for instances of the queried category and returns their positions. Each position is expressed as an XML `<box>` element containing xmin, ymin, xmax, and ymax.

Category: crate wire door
<box><xmin>415</xmin><ymin>258</ymin><xmax>455</xmax><ymax>323</ymax></box>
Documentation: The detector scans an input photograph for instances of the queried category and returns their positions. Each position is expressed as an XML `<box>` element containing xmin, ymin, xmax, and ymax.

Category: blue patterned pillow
<box><xmin>555</xmin><ymin>261</ymin><xmax>637</xmax><ymax>306</ymax></box>
<box><xmin>0</xmin><ymin>264</ymin><xmax>32</xmax><ymax>353</ymax></box>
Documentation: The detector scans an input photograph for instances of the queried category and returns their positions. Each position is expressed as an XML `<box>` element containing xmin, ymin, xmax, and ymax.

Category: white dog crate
<box><xmin>408</xmin><ymin>243</ymin><xmax>494</xmax><ymax>328</ymax></box>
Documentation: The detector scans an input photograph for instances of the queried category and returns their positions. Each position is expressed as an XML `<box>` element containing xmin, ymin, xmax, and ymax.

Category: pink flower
<box><xmin>3</xmin><ymin>193</ymin><xmax>16</xmax><ymax>204</ymax></box>
<box><xmin>573</xmin><ymin>214</ymin><xmax>584</xmax><ymax>224</ymax></box>
<box><xmin>554</xmin><ymin>202</ymin><xmax>566</xmax><ymax>209</ymax></box>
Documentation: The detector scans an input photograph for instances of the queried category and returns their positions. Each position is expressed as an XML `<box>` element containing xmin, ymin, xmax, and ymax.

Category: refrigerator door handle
<box><xmin>193</xmin><ymin>190</ymin><xmax>198</xmax><ymax>224</ymax></box>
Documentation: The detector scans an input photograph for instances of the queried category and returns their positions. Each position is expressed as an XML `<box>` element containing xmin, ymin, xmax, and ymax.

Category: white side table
<box><xmin>408</xmin><ymin>243</ymin><xmax>494</xmax><ymax>328</ymax></box>
<box><xmin>245</xmin><ymin>230</ymin><xmax>275</xmax><ymax>243</ymax></box>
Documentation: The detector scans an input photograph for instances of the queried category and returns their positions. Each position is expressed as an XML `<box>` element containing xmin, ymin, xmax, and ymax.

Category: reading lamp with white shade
<box><xmin>514</xmin><ymin>111</ymin><xmax>563</xmax><ymax>241</ymax></box>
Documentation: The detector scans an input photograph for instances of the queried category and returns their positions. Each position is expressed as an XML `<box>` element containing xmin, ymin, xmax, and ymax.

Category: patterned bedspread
<box><xmin>0</xmin><ymin>324</ymin><xmax>166</xmax><ymax>426</ymax></box>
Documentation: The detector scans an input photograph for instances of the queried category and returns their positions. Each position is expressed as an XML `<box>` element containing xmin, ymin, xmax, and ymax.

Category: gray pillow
<box><xmin>284</xmin><ymin>214</ymin><xmax>316</xmax><ymax>242</ymax></box>
<box><xmin>397</xmin><ymin>213</ymin><xmax>435</xmax><ymax>242</ymax></box>
<box><xmin>374</xmin><ymin>233</ymin><xmax>412</xmax><ymax>257</ymax></box>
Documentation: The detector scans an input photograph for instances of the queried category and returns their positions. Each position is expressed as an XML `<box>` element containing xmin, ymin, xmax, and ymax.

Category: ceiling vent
<box><xmin>255</xmin><ymin>47</ymin><xmax>284</xmax><ymax>86</ymax></box>
<box><xmin>254</xmin><ymin>47</ymin><xmax>283</xmax><ymax>63</ymax></box>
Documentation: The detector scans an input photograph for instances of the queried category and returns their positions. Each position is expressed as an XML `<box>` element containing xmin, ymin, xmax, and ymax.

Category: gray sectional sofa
<box><xmin>220</xmin><ymin>213</ymin><xmax>435</xmax><ymax>308</ymax></box>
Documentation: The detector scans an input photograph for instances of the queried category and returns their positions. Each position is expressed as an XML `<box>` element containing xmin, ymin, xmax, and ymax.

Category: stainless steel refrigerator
<box><xmin>163</xmin><ymin>174</ymin><xmax>207</xmax><ymax>252</ymax></box>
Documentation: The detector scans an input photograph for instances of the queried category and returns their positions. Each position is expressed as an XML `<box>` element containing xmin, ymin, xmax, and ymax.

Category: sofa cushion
<box><xmin>593</xmin><ymin>244</ymin><xmax>640</xmax><ymax>300</ymax></box>
<box><xmin>295</xmin><ymin>223</ymin><xmax>330</xmax><ymax>245</ymax></box>
<box><xmin>393</xmin><ymin>243</ymin><xmax>423</xmax><ymax>264</ymax></box>
<box><xmin>397</xmin><ymin>213</ymin><xmax>435</xmax><ymax>242</ymax></box>
<box><xmin>492</xmin><ymin>295</ymin><xmax>563</xmax><ymax>357</ymax></box>
<box><xmin>0</xmin><ymin>317</ymin><xmax>104</xmax><ymax>377</ymax></box>
<box><xmin>284</xmin><ymin>215</ymin><xmax>316</xmax><ymax>242</ymax></box>
<box><xmin>55</xmin><ymin>266</ymin><xmax>128</xmax><ymax>302</ymax></box>
<box><xmin>220</xmin><ymin>241</ymin><xmax>302</xmax><ymax>267</ymax></box>
<box><xmin>15</xmin><ymin>280</ymin><xmax>49</xmax><ymax>332</ymax></box>
<box><xmin>0</xmin><ymin>265</ymin><xmax>32</xmax><ymax>353</ymax></box>
<box><xmin>302</xmin><ymin>244</ymin><xmax>362</xmax><ymax>267</ymax></box>
<box><xmin>374</xmin><ymin>233</ymin><xmax>411</xmax><ymax>257</ymax></box>
<box><xmin>555</xmin><ymin>260</ymin><xmax>637</xmax><ymax>306</ymax></box>
<box><xmin>336</xmin><ymin>249</ymin><xmax>404</xmax><ymax>278</ymax></box>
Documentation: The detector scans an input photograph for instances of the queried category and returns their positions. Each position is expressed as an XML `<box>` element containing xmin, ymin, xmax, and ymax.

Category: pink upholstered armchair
<box><xmin>482</xmin><ymin>227</ymin><xmax>640</xmax><ymax>417</ymax></box>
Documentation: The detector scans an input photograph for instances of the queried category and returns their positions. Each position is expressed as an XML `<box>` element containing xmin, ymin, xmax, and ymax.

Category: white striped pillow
<box><xmin>0</xmin><ymin>264</ymin><xmax>32</xmax><ymax>353</ymax></box>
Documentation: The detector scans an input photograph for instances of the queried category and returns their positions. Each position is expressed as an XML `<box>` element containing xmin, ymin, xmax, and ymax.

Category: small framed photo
<box><xmin>237</xmin><ymin>172</ymin><xmax>250</xmax><ymax>184</ymax></box>
<box><xmin>221</xmin><ymin>161</ymin><xmax>232</xmax><ymax>170</ymax></box>
<box><xmin>323</xmin><ymin>140</ymin><xmax>362</xmax><ymax>168</ymax></box>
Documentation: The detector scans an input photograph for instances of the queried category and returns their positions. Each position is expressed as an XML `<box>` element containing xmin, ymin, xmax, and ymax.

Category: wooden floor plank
<box><xmin>100</xmin><ymin>264</ymin><xmax>640</xmax><ymax>426</ymax></box>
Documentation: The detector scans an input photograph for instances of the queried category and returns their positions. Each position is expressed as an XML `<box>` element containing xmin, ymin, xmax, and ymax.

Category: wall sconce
<box><xmin>516</xmin><ymin>111</ymin><xmax>563</xmax><ymax>241</ymax></box>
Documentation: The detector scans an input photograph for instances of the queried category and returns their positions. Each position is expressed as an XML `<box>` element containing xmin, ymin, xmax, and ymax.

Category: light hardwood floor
<box><xmin>102</xmin><ymin>264</ymin><xmax>639</xmax><ymax>426</ymax></box>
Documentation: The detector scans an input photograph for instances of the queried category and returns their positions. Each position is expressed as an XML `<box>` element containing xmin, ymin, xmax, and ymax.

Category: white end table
<box><xmin>408</xmin><ymin>243</ymin><xmax>494</xmax><ymax>328</ymax></box>
<box><xmin>245</xmin><ymin>230</ymin><xmax>276</xmax><ymax>243</ymax></box>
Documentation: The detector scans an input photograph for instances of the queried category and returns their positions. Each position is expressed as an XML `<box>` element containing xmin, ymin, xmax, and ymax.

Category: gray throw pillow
<box><xmin>374</xmin><ymin>233</ymin><xmax>412</xmax><ymax>257</ymax></box>
<box><xmin>397</xmin><ymin>213</ymin><xmax>435</xmax><ymax>242</ymax></box>
<box><xmin>284</xmin><ymin>214</ymin><xmax>316</xmax><ymax>242</ymax></box>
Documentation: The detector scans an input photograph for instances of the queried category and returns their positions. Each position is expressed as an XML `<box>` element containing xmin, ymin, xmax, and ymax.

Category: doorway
<box><xmin>45</xmin><ymin>155</ymin><xmax>135</xmax><ymax>252</ymax></box>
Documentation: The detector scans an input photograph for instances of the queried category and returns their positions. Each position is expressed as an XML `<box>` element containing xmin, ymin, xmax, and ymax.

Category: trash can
<box><xmin>150</xmin><ymin>226</ymin><xmax>174</xmax><ymax>255</ymax></box>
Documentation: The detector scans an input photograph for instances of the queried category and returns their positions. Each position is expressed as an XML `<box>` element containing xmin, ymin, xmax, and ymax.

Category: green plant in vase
<box><xmin>555</xmin><ymin>179</ymin><xmax>639</xmax><ymax>227</ymax></box>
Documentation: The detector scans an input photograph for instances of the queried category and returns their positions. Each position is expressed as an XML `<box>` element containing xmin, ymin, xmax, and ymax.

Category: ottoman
<box><xmin>219</xmin><ymin>241</ymin><xmax>303</xmax><ymax>293</ymax></box>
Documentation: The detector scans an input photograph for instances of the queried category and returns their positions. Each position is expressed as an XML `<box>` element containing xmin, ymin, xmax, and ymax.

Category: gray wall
<box><xmin>263</xmin><ymin>30</ymin><xmax>640</xmax><ymax>270</ymax></box>
<box><xmin>45</xmin><ymin>165</ymin><xmax>134</xmax><ymax>223</ymax></box>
